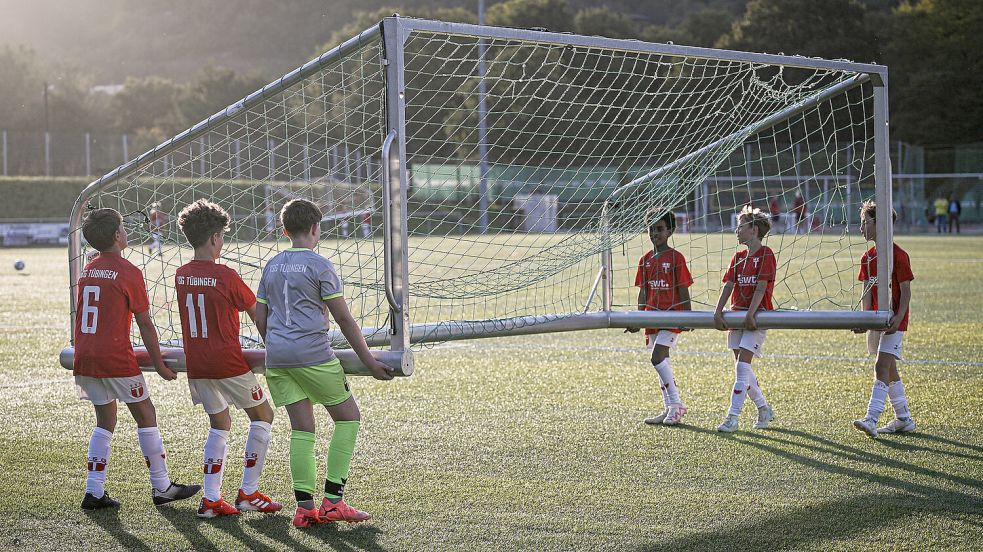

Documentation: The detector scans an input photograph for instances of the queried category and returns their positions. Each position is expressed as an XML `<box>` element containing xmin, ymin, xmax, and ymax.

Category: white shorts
<box><xmin>75</xmin><ymin>374</ymin><xmax>151</xmax><ymax>405</ymax></box>
<box><xmin>867</xmin><ymin>330</ymin><xmax>904</xmax><ymax>359</ymax></box>
<box><xmin>646</xmin><ymin>330</ymin><xmax>680</xmax><ymax>351</ymax></box>
<box><xmin>728</xmin><ymin>329</ymin><xmax>768</xmax><ymax>357</ymax></box>
<box><xmin>188</xmin><ymin>371</ymin><xmax>268</xmax><ymax>415</ymax></box>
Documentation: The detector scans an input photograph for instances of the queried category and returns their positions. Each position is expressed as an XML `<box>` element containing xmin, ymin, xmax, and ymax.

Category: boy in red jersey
<box><xmin>175</xmin><ymin>200</ymin><xmax>282</xmax><ymax>517</ymax></box>
<box><xmin>851</xmin><ymin>200</ymin><xmax>916</xmax><ymax>438</ymax></box>
<box><xmin>74</xmin><ymin>208</ymin><xmax>200</xmax><ymax>510</ymax></box>
<box><xmin>627</xmin><ymin>212</ymin><xmax>693</xmax><ymax>425</ymax></box>
<box><xmin>713</xmin><ymin>205</ymin><xmax>777</xmax><ymax>433</ymax></box>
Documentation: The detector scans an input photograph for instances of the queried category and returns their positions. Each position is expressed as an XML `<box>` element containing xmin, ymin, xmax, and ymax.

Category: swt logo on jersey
<box><xmin>737</xmin><ymin>275</ymin><xmax>758</xmax><ymax>286</ymax></box>
<box><xmin>647</xmin><ymin>279</ymin><xmax>672</xmax><ymax>290</ymax></box>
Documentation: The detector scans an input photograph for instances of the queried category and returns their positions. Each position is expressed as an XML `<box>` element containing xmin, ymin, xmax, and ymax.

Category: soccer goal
<box><xmin>63</xmin><ymin>16</ymin><xmax>895</xmax><ymax>373</ymax></box>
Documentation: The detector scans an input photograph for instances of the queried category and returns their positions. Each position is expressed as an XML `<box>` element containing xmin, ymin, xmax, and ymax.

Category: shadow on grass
<box><xmin>83</xmin><ymin>508</ymin><xmax>153</xmax><ymax>552</ymax></box>
<box><xmin>648</xmin><ymin>425</ymin><xmax>983</xmax><ymax>551</ymax></box>
<box><xmin>244</xmin><ymin>513</ymin><xmax>386</xmax><ymax>552</ymax></box>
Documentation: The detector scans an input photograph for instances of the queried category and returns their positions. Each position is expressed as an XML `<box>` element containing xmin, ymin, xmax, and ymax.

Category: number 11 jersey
<box><xmin>175</xmin><ymin>260</ymin><xmax>256</xmax><ymax>379</ymax></box>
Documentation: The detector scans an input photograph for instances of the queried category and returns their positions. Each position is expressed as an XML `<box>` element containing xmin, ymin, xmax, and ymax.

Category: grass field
<box><xmin>0</xmin><ymin>236</ymin><xmax>981</xmax><ymax>550</ymax></box>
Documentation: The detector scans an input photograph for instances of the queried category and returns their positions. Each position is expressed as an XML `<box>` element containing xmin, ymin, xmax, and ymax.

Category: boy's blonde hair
<box><xmin>82</xmin><ymin>208</ymin><xmax>123</xmax><ymax>251</ymax></box>
<box><xmin>178</xmin><ymin>199</ymin><xmax>230</xmax><ymax>247</ymax></box>
<box><xmin>737</xmin><ymin>204</ymin><xmax>771</xmax><ymax>238</ymax></box>
<box><xmin>281</xmin><ymin>199</ymin><xmax>322</xmax><ymax>235</ymax></box>
<box><xmin>859</xmin><ymin>199</ymin><xmax>897</xmax><ymax>222</ymax></box>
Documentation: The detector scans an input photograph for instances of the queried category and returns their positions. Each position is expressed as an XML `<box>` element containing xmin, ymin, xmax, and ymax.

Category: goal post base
<box><xmin>354</xmin><ymin>310</ymin><xmax>892</xmax><ymax>347</ymax></box>
<box><xmin>59</xmin><ymin>347</ymin><xmax>414</xmax><ymax>377</ymax></box>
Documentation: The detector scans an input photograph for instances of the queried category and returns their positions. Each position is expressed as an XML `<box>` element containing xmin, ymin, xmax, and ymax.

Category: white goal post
<box><xmin>63</xmin><ymin>16</ymin><xmax>895</xmax><ymax>373</ymax></box>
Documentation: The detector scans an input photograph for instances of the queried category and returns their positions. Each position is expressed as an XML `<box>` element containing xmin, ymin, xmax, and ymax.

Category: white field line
<box><xmin>436</xmin><ymin>341</ymin><xmax>983</xmax><ymax>367</ymax></box>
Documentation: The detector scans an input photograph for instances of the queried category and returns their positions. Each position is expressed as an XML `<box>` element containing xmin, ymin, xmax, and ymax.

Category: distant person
<box><xmin>360</xmin><ymin>212</ymin><xmax>372</xmax><ymax>238</ymax></box>
<box><xmin>792</xmin><ymin>192</ymin><xmax>807</xmax><ymax>234</ymax></box>
<box><xmin>934</xmin><ymin>196</ymin><xmax>948</xmax><ymax>233</ymax></box>
<box><xmin>264</xmin><ymin>207</ymin><xmax>276</xmax><ymax>241</ymax></box>
<box><xmin>769</xmin><ymin>197</ymin><xmax>782</xmax><ymax>232</ymax></box>
<box><xmin>148</xmin><ymin>204</ymin><xmax>166</xmax><ymax>256</ymax></box>
<box><xmin>948</xmin><ymin>195</ymin><xmax>961</xmax><ymax>233</ymax></box>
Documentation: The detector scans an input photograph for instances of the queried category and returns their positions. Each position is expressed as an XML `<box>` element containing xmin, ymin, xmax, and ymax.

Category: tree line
<box><xmin>0</xmin><ymin>0</ymin><xmax>978</xmax><ymax>148</ymax></box>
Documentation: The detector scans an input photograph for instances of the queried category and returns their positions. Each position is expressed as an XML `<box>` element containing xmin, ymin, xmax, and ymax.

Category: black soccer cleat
<box><xmin>81</xmin><ymin>492</ymin><xmax>121</xmax><ymax>510</ymax></box>
<box><xmin>152</xmin><ymin>481</ymin><xmax>202</xmax><ymax>505</ymax></box>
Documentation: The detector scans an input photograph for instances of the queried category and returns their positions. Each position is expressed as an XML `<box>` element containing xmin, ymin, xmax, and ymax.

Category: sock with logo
<box><xmin>86</xmin><ymin>427</ymin><xmax>113</xmax><ymax>497</ymax></box>
<box><xmin>202</xmin><ymin>428</ymin><xmax>228</xmax><ymax>501</ymax></box>
<box><xmin>324</xmin><ymin>421</ymin><xmax>360</xmax><ymax>499</ymax></box>
<box><xmin>888</xmin><ymin>380</ymin><xmax>911</xmax><ymax>420</ymax></box>
<box><xmin>241</xmin><ymin>421</ymin><xmax>272</xmax><ymax>495</ymax></box>
<box><xmin>137</xmin><ymin>426</ymin><xmax>171</xmax><ymax>491</ymax></box>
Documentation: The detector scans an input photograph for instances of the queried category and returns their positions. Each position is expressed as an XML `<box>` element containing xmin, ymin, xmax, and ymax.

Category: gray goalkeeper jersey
<box><xmin>257</xmin><ymin>248</ymin><xmax>343</xmax><ymax>368</ymax></box>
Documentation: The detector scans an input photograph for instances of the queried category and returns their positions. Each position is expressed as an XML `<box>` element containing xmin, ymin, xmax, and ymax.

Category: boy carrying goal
<box><xmin>74</xmin><ymin>208</ymin><xmax>200</xmax><ymax>509</ymax></box>
<box><xmin>256</xmin><ymin>199</ymin><xmax>395</xmax><ymax>527</ymax></box>
<box><xmin>627</xmin><ymin>211</ymin><xmax>693</xmax><ymax>426</ymax></box>
<box><xmin>851</xmin><ymin>200</ymin><xmax>916</xmax><ymax>438</ymax></box>
<box><xmin>175</xmin><ymin>199</ymin><xmax>282</xmax><ymax>518</ymax></box>
<box><xmin>713</xmin><ymin>205</ymin><xmax>776</xmax><ymax>433</ymax></box>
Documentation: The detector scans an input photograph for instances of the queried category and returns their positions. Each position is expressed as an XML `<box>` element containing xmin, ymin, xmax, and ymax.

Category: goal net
<box><xmin>66</xmin><ymin>17</ymin><xmax>893</xmax><ymax>365</ymax></box>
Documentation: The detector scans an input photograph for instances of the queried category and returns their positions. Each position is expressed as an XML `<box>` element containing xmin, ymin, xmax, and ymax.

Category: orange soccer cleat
<box><xmin>197</xmin><ymin>496</ymin><xmax>241</xmax><ymax>518</ymax></box>
<box><xmin>292</xmin><ymin>504</ymin><xmax>324</xmax><ymax>528</ymax></box>
<box><xmin>319</xmin><ymin>498</ymin><xmax>371</xmax><ymax>523</ymax></box>
<box><xmin>236</xmin><ymin>489</ymin><xmax>283</xmax><ymax>514</ymax></box>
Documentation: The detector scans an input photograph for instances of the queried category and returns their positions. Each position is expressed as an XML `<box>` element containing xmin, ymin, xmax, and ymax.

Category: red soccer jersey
<box><xmin>858</xmin><ymin>243</ymin><xmax>915</xmax><ymax>331</ymax></box>
<box><xmin>723</xmin><ymin>246</ymin><xmax>777</xmax><ymax>311</ymax></box>
<box><xmin>175</xmin><ymin>261</ymin><xmax>256</xmax><ymax>379</ymax></box>
<box><xmin>73</xmin><ymin>252</ymin><xmax>150</xmax><ymax>378</ymax></box>
<box><xmin>634</xmin><ymin>248</ymin><xmax>693</xmax><ymax>334</ymax></box>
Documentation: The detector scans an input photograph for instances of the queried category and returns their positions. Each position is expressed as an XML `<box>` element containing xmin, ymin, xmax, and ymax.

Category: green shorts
<box><xmin>265</xmin><ymin>360</ymin><xmax>351</xmax><ymax>408</ymax></box>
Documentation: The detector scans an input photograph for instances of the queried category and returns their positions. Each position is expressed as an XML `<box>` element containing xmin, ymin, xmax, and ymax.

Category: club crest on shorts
<box><xmin>251</xmin><ymin>385</ymin><xmax>263</xmax><ymax>401</ymax></box>
<box><xmin>130</xmin><ymin>382</ymin><xmax>145</xmax><ymax>398</ymax></box>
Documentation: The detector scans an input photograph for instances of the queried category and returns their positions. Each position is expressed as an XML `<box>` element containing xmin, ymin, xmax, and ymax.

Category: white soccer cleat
<box><xmin>717</xmin><ymin>414</ymin><xmax>739</xmax><ymax>433</ymax></box>
<box><xmin>877</xmin><ymin>417</ymin><xmax>916</xmax><ymax>434</ymax></box>
<box><xmin>852</xmin><ymin>418</ymin><xmax>879</xmax><ymax>439</ymax></box>
<box><xmin>644</xmin><ymin>409</ymin><xmax>669</xmax><ymax>425</ymax></box>
<box><xmin>662</xmin><ymin>403</ymin><xmax>688</xmax><ymax>426</ymax></box>
<box><xmin>752</xmin><ymin>404</ymin><xmax>774</xmax><ymax>429</ymax></box>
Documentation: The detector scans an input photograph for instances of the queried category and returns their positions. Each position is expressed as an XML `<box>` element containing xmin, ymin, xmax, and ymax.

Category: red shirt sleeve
<box><xmin>634</xmin><ymin>255</ymin><xmax>646</xmax><ymax>288</ymax></box>
<box><xmin>226</xmin><ymin>268</ymin><xmax>257</xmax><ymax>311</ymax></box>
<box><xmin>675</xmin><ymin>252</ymin><xmax>693</xmax><ymax>288</ymax></box>
<box><xmin>758</xmin><ymin>248</ymin><xmax>777</xmax><ymax>281</ymax></box>
<box><xmin>125</xmin><ymin>266</ymin><xmax>150</xmax><ymax>314</ymax></box>
<box><xmin>894</xmin><ymin>248</ymin><xmax>914</xmax><ymax>283</ymax></box>
<box><xmin>858</xmin><ymin>251</ymin><xmax>869</xmax><ymax>282</ymax></box>
<box><xmin>722</xmin><ymin>253</ymin><xmax>738</xmax><ymax>283</ymax></box>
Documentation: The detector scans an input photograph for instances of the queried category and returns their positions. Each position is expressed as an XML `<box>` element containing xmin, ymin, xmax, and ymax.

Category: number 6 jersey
<box><xmin>175</xmin><ymin>260</ymin><xmax>257</xmax><ymax>379</ymax></box>
<box><xmin>73</xmin><ymin>252</ymin><xmax>150</xmax><ymax>377</ymax></box>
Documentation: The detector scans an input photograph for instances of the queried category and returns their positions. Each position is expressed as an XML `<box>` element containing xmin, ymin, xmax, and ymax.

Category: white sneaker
<box><xmin>717</xmin><ymin>414</ymin><xmax>739</xmax><ymax>433</ymax></box>
<box><xmin>852</xmin><ymin>418</ymin><xmax>879</xmax><ymax>439</ymax></box>
<box><xmin>644</xmin><ymin>409</ymin><xmax>669</xmax><ymax>425</ymax></box>
<box><xmin>663</xmin><ymin>403</ymin><xmax>688</xmax><ymax>426</ymax></box>
<box><xmin>752</xmin><ymin>404</ymin><xmax>774</xmax><ymax>429</ymax></box>
<box><xmin>877</xmin><ymin>417</ymin><xmax>916</xmax><ymax>434</ymax></box>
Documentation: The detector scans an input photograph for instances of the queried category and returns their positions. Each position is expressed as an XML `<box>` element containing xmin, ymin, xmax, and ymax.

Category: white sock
<box><xmin>653</xmin><ymin>358</ymin><xmax>681</xmax><ymax>405</ymax></box>
<box><xmin>241</xmin><ymin>421</ymin><xmax>272</xmax><ymax>495</ymax></box>
<box><xmin>728</xmin><ymin>362</ymin><xmax>750</xmax><ymax>416</ymax></box>
<box><xmin>888</xmin><ymin>380</ymin><xmax>911</xmax><ymax>420</ymax></box>
<box><xmin>86</xmin><ymin>427</ymin><xmax>113</xmax><ymax>497</ymax></box>
<box><xmin>865</xmin><ymin>380</ymin><xmax>889</xmax><ymax>423</ymax></box>
<box><xmin>746</xmin><ymin>368</ymin><xmax>768</xmax><ymax>409</ymax></box>
<box><xmin>137</xmin><ymin>426</ymin><xmax>171</xmax><ymax>491</ymax></box>
<box><xmin>202</xmin><ymin>428</ymin><xmax>229</xmax><ymax>501</ymax></box>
